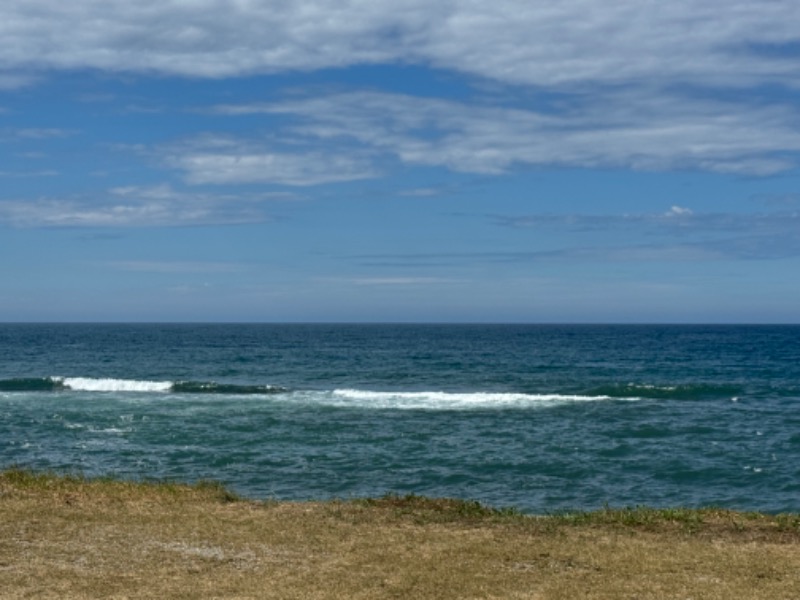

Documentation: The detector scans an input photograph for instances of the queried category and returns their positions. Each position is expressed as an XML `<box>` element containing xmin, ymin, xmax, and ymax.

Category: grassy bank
<box><xmin>2</xmin><ymin>469</ymin><xmax>799</xmax><ymax>599</ymax></box>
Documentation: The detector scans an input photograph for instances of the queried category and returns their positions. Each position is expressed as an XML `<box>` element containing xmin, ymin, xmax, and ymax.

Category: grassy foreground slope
<box><xmin>1</xmin><ymin>470</ymin><xmax>800</xmax><ymax>599</ymax></box>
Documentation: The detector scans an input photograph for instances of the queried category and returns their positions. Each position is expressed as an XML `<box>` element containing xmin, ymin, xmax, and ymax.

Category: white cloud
<box><xmin>0</xmin><ymin>184</ymin><xmax>282</xmax><ymax>227</ymax></box>
<box><xmin>666</xmin><ymin>206</ymin><xmax>693</xmax><ymax>217</ymax></box>
<box><xmin>169</xmin><ymin>151</ymin><xmax>376</xmax><ymax>186</ymax></box>
<box><xmin>2</xmin><ymin>0</ymin><xmax>800</xmax><ymax>90</ymax></box>
<box><xmin>161</xmin><ymin>135</ymin><xmax>378</xmax><ymax>186</ymax></box>
<box><xmin>209</xmin><ymin>91</ymin><xmax>800</xmax><ymax>176</ymax></box>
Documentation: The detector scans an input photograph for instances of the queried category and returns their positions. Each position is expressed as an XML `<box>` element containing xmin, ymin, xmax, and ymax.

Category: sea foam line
<box><xmin>327</xmin><ymin>389</ymin><xmax>625</xmax><ymax>409</ymax></box>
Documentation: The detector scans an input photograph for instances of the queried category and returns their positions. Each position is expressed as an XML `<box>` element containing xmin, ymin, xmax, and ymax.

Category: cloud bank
<box><xmin>2</xmin><ymin>0</ymin><xmax>800</xmax><ymax>89</ymax></box>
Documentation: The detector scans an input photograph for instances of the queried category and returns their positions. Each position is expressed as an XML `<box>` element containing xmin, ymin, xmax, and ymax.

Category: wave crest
<box><xmin>327</xmin><ymin>389</ymin><xmax>620</xmax><ymax>409</ymax></box>
<box><xmin>0</xmin><ymin>377</ymin><xmax>287</xmax><ymax>395</ymax></box>
<box><xmin>58</xmin><ymin>377</ymin><xmax>173</xmax><ymax>393</ymax></box>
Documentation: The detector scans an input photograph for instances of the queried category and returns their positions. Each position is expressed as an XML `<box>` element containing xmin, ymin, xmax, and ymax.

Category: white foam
<box><xmin>88</xmin><ymin>426</ymin><xmax>132</xmax><ymax>434</ymax></box>
<box><xmin>327</xmin><ymin>389</ymin><xmax>618</xmax><ymax>410</ymax></box>
<box><xmin>58</xmin><ymin>377</ymin><xmax>173</xmax><ymax>393</ymax></box>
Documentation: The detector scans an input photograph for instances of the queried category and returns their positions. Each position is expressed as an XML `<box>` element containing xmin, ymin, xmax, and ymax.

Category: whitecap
<box><xmin>57</xmin><ymin>377</ymin><xmax>173</xmax><ymax>393</ymax></box>
<box><xmin>325</xmin><ymin>389</ymin><xmax>622</xmax><ymax>410</ymax></box>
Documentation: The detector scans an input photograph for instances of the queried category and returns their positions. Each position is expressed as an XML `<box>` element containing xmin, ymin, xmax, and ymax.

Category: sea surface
<box><xmin>1</xmin><ymin>324</ymin><xmax>799</xmax><ymax>513</ymax></box>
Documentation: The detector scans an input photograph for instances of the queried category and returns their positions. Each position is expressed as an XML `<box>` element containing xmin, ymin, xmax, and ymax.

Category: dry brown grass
<box><xmin>2</xmin><ymin>469</ymin><xmax>800</xmax><ymax>599</ymax></box>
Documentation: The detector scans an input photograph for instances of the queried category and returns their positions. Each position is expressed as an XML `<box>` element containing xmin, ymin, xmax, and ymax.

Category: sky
<box><xmin>1</xmin><ymin>0</ymin><xmax>800</xmax><ymax>323</ymax></box>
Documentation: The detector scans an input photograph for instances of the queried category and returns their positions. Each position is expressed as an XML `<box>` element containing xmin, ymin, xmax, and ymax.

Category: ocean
<box><xmin>1</xmin><ymin>323</ymin><xmax>798</xmax><ymax>513</ymax></box>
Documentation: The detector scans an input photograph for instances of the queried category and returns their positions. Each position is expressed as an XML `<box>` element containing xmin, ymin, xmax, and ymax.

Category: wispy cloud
<box><xmin>207</xmin><ymin>91</ymin><xmax>800</xmax><ymax>177</ymax></box>
<box><xmin>0</xmin><ymin>128</ymin><xmax>76</xmax><ymax>141</ymax></box>
<box><xmin>349</xmin><ymin>205</ymin><xmax>800</xmax><ymax>265</ymax></box>
<box><xmin>0</xmin><ymin>72</ymin><xmax>38</xmax><ymax>90</ymax></box>
<box><xmin>0</xmin><ymin>169</ymin><xmax>59</xmax><ymax>178</ymax></box>
<box><xmin>492</xmin><ymin>208</ymin><xmax>800</xmax><ymax>236</ymax></box>
<box><xmin>487</xmin><ymin>206</ymin><xmax>800</xmax><ymax>261</ymax></box>
<box><xmin>352</xmin><ymin>236</ymin><xmax>800</xmax><ymax>267</ymax></box>
<box><xmin>0</xmin><ymin>184</ymin><xmax>286</xmax><ymax>227</ymax></box>
<box><xmin>160</xmin><ymin>135</ymin><xmax>378</xmax><ymax>186</ymax></box>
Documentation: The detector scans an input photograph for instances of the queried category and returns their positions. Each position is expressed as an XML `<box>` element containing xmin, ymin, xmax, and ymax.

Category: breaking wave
<box><xmin>0</xmin><ymin>377</ymin><xmax>634</xmax><ymax>408</ymax></box>
<box><xmin>322</xmin><ymin>389</ymin><xmax>628</xmax><ymax>410</ymax></box>
<box><xmin>0</xmin><ymin>377</ymin><xmax>287</xmax><ymax>395</ymax></box>
<box><xmin>1</xmin><ymin>377</ymin><xmax>735</xmax><ymax>408</ymax></box>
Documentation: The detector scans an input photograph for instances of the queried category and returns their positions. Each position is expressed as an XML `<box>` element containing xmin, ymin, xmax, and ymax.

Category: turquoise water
<box><xmin>1</xmin><ymin>324</ymin><xmax>799</xmax><ymax>512</ymax></box>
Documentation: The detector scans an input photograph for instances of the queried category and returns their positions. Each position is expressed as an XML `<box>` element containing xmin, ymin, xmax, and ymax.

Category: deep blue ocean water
<box><xmin>1</xmin><ymin>324</ymin><xmax>799</xmax><ymax>513</ymax></box>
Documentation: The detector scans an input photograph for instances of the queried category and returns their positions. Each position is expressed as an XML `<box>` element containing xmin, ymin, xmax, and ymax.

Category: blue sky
<box><xmin>1</xmin><ymin>1</ymin><xmax>800</xmax><ymax>322</ymax></box>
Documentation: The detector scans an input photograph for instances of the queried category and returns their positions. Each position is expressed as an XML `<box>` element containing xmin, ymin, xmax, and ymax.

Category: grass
<box><xmin>2</xmin><ymin>469</ymin><xmax>800</xmax><ymax>598</ymax></box>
